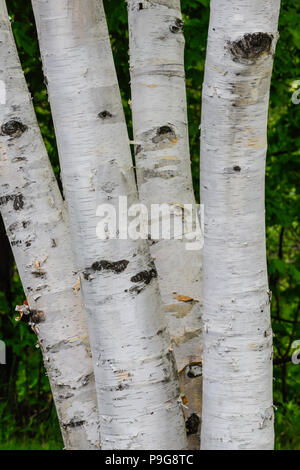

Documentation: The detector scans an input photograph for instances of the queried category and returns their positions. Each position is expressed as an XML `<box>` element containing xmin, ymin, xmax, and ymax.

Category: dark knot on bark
<box><xmin>233</xmin><ymin>166</ymin><xmax>241</xmax><ymax>172</ymax></box>
<box><xmin>228</xmin><ymin>32</ymin><xmax>274</xmax><ymax>61</ymax></box>
<box><xmin>170</xmin><ymin>18</ymin><xmax>184</xmax><ymax>34</ymax></box>
<box><xmin>1</xmin><ymin>120</ymin><xmax>28</xmax><ymax>138</ymax></box>
<box><xmin>185</xmin><ymin>413</ymin><xmax>200</xmax><ymax>436</ymax></box>
<box><xmin>152</xmin><ymin>125</ymin><xmax>176</xmax><ymax>144</ymax></box>
<box><xmin>98</xmin><ymin>110</ymin><xmax>113</xmax><ymax>119</ymax></box>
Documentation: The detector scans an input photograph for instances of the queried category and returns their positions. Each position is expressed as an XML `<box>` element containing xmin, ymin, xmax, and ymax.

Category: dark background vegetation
<box><xmin>0</xmin><ymin>0</ymin><xmax>299</xmax><ymax>450</ymax></box>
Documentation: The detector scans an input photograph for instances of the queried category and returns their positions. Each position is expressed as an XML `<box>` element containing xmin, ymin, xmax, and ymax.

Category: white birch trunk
<box><xmin>127</xmin><ymin>0</ymin><xmax>203</xmax><ymax>448</ymax></box>
<box><xmin>200</xmin><ymin>0</ymin><xmax>281</xmax><ymax>450</ymax></box>
<box><xmin>0</xmin><ymin>0</ymin><xmax>99</xmax><ymax>450</ymax></box>
<box><xmin>32</xmin><ymin>0</ymin><xmax>187</xmax><ymax>450</ymax></box>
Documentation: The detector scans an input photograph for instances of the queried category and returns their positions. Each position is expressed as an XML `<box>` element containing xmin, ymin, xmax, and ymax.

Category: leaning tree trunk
<box><xmin>0</xmin><ymin>0</ymin><xmax>99</xmax><ymax>450</ymax></box>
<box><xmin>32</xmin><ymin>0</ymin><xmax>187</xmax><ymax>450</ymax></box>
<box><xmin>127</xmin><ymin>0</ymin><xmax>202</xmax><ymax>448</ymax></box>
<box><xmin>200</xmin><ymin>0</ymin><xmax>281</xmax><ymax>450</ymax></box>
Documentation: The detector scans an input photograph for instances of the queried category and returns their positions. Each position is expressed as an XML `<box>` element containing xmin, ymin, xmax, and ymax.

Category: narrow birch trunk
<box><xmin>0</xmin><ymin>0</ymin><xmax>99</xmax><ymax>449</ymax></box>
<box><xmin>127</xmin><ymin>0</ymin><xmax>202</xmax><ymax>448</ymax></box>
<box><xmin>200</xmin><ymin>0</ymin><xmax>281</xmax><ymax>450</ymax></box>
<box><xmin>32</xmin><ymin>0</ymin><xmax>187</xmax><ymax>450</ymax></box>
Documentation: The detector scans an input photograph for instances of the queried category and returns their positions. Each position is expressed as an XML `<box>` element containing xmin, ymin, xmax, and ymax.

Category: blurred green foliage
<box><xmin>0</xmin><ymin>0</ymin><xmax>299</xmax><ymax>450</ymax></box>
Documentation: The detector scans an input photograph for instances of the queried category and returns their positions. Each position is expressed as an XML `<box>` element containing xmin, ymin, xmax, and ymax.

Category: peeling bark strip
<box><xmin>32</xmin><ymin>0</ymin><xmax>187</xmax><ymax>450</ymax></box>
<box><xmin>0</xmin><ymin>0</ymin><xmax>99</xmax><ymax>449</ymax></box>
<box><xmin>128</xmin><ymin>0</ymin><xmax>202</xmax><ymax>449</ymax></box>
<box><xmin>228</xmin><ymin>32</ymin><xmax>274</xmax><ymax>61</ymax></box>
<box><xmin>200</xmin><ymin>0</ymin><xmax>281</xmax><ymax>450</ymax></box>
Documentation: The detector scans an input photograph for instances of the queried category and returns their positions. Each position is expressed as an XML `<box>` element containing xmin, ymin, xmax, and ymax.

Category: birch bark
<box><xmin>200</xmin><ymin>0</ymin><xmax>281</xmax><ymax>450</ymax></box>
<box><xmin>32</xmin><ymin>0</ymin><xmax>187</xmax><ymax>450</ymax></box>
<box><xmin>0</xmin><ymin>0</ymin><xmax>99</xmax><ymax>450</ymax></box>
<box><xmin>127</xmin><ymin>0</ymin><xmax>202</xmax><ymax>448</ymax></box>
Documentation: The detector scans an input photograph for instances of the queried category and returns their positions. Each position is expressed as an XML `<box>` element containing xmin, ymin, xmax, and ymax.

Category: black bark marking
<box><xmin>233</xmin><ymin>165</ymin><xmax>241</xmax><ymax>172</ymax></box>
<box><xmin>0</xmin><ymin>194</ymin><xmax>24</xmax><ymax>211</ymax></box>
<box><xmin>98</xmin><ymin>110</ymin><xmax>112</xmax><ymax>119</ymax></box>
<box><xmin>35</xmin><ymin>284</ymin><xmax>49</xmax><ymax>292</ymax></box>
<box><xmin>170</xmin><ymin>18</ymin><xmax>184</xmax><ymax>34</ymax></box>
<box><xmin>8</xmin><ymin>221</ymin><xmax>18</xmax><ymax>234</ymax></box>
<box><xmin>13</xmin><ymin>194</ymin><xmax>24</xmax><ymax>211</ymax></box>
<box><xmin>12</xmin><ymin>156</ymin><xmax>27</xmax><ymax>163</ymax></box>
<box><xmin>1</xmin><ymin>120</ymin><xmax>28</xmax><ymax>138</ymax></box>
<box><xmin>83</xmin><ymin>260</ymin><xmax>129</xmax><ymax>279</ymax></box>
<box><xmin>135</xmin><ymin>144</ymin><xmax>142</xmax><ymax>156</ymax></box>
<box><xmin>228</xmin><ymin>33</ymin><xmax>274</xmax><ymax>61</ymax></box>
<box><xmin>138</xmin><ymin>3</ymin><xmax>143</xmax><ymax>10</ymax></box>
<box><xmin>147</xmin><ymin>234</ymin><xmax>157</xmax><ymax>246</ymax></box>
<box><xmin>127</xmin><ymin>267</ymin><xmax>157</xmax><ymax>294</ymax></box>
<box><xmin>152</xmin><ymin>125</ymin><xmax>176</xmax><ymax>144</ymax></box>
<box><xmin>187</xmin><ymin>362</ymin><xmax>202</xmax><ymax>379</ymax></box>
<box><xmin>91</xmin><ymin>259</ymin><xmax>129</xmax><ymax>274</ymax></box>
<box><xmin>83</xmin><ymin>272</ymin><xmax>91</xmax><ymax>281</ymax></box>
<box><xmin>143</xmin><ymin>168</ymin><xmax>177</xmax><ymax>180</ymax></box>
<box><xmin>31</xmin><ymin>271</ymin><xmax>46</xmax><ymax>279</ymax></box>
<box><xmin>131</xmin><ymin>268</ymin><xmax>157</xmax><ymax>285</ymax></box>
<box><xmin>81</xmin><ymin>373</ymin><xmax>94</xmax><ymax>386</ymax></box>
<box><xmin>29</xmin><ymin>309</ymin><xmax>45</xmax><ymax>324</ymax></box>
<box><xmin>185</xmin><ymin>413</ymin><xmax>200</xmax><ymax>436</ymax></box>
<box><xmin>63</xmin><ymin>420</ymin><xmax>85</xmax><ymax>429</ymax></box>
<box><xmin>11</xmin><ymin>240</ymin><xmax>22</xmax><ymax>247</ymax></box>
<box><xmin>116</xmin><ymin>382</ymin><xmax>129</xmax><ymax>391</ymax></box>
<box><xmin>0</xmin><ymin>195</ymin><xmax>13</xmax><ymax>206</ymax></box>
<box><xmin>22</xmin><ymin>308</ymin><xmax>45</xmax><ymax>325</ymax></box>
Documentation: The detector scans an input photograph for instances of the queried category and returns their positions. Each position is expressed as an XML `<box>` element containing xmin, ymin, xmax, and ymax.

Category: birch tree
<box><xmin>200</xmin><ymin>0</ymin><xmax>281</xmax><ymax>450</ymax></box>
<box><xmin>31</xmin><ymin>0</ymin><xmax>187</xmax><ymax>450</ymax></box>
<box><xmin>127</xmin><ymin>0</ymin><xmax>203</xmax><ymax>448</ymax></box>
<box><xmin>0</xmin><ymin>0</ymin><xmax>99</xmax><ymax>449</ymax></box>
